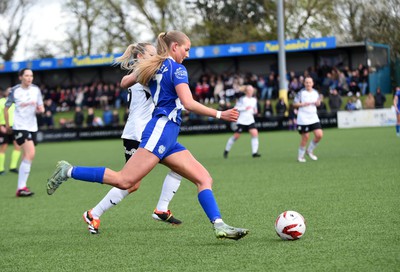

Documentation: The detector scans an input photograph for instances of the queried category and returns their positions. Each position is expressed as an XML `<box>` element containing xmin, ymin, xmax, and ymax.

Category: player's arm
<box><xmin>175</xmin><ymin>83</ymin><xmax>238</xmax><ymax>122</ymax></box>
<box><xmin>4</xmin><ymin>105</ymin><xmax>10</xmax><ymax>131</ymax></box>
<box><xmin>121</xmin><ymin>73</ymin><xmax>137</xmax><ymax>89</ymax></box>
<box><xmin>394</xmin><ymin>96</ymin><xmax>399</xmax><ymax>113</ymax></box>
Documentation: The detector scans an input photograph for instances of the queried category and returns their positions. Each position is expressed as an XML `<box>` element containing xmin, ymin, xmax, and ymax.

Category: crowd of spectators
<box><xmin>20</xmin><ymin>63</ymin><xmax>390</xmax><ymax>130</ymax></box>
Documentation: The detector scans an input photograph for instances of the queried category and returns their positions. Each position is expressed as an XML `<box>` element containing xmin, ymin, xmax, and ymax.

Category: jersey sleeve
<box><xmin>37</xmin><ymin>87</ymin><xmax>44</xmax><ymax>106</ymax></box>
<box><xmin>294</xmin><ymin>91</ymin><xmax>302</xmax><ymax>104</ymax></box>
<box><xmin>5</xmin><ymin>89</ymin><xmax>15</xmax><ymax>107</ymax></box>
<box><xmin>172</xmin><ymin>64</ymin><xmax>189</xmax><ymax>87</ymax></box>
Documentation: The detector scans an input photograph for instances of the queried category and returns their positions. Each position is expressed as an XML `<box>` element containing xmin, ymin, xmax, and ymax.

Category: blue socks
<box><xmin>396</xmin><ymin>125</ymin><xmax>400</xmax><ymax>133</ymax></box>
<box><xmin>71</xmin><ymin>166</ymin><xmax>106</xmax><ymax>183</ymax></box>
<box><xmin>198</xmin><ymin>189</ymin><xmax>221</xmax><ymax>222</ymax></box>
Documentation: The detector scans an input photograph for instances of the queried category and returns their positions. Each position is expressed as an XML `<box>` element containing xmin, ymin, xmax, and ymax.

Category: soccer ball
<box><xmin>274</xmin><ymin>211</ymin><xmax>306</xmax><ymax>240</ymax></box>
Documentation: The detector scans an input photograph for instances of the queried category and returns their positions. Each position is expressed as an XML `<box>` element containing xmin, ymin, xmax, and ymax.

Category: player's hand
<box><xmin>221</xmin><ymin>108</ymin><xmax>239</xmax><ymax>122</ymax></box>
<box><xmin>0</xmin><ymin>126</ymin><xmax>6</xmax><ymax>134</ymax></box>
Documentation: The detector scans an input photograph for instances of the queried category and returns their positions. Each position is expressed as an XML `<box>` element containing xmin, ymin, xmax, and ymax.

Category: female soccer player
<box><xmin>47</xmin><ymin>30</ymin><xmax>249</xmax><ymax>240</ymax></box>
<box><xmin>82</xmin><ymin>43</ymin><xmax>183</xmax><ymax>234</ymax></box>
<box><xmin>293</xmin><ymin>76</ymin><xmax>323</xmax><ymax>162</ymax></box>
<box><xmin>5</xmin><ymin>68</ymin><xmax>44</xmax><ymax>196</ymax></box>
<box><xmin>223</xmin><ymin>85</ymin><xmax>261</xmax><ymax>158</ymax></box>
<box><xmin>394</xmin><ymin>86</ymin><xmax>400</xmax><ymax>137</ymax></box>
<box><xmin>0</xmin><ymin>87</ymin><xmax>21</xmax><ymax>175</ymax></box>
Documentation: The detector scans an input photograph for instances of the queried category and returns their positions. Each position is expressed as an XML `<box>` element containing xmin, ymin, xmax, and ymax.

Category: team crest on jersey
<box><xmin>158</xmin><ymin>145</ymin><xmax>166</xmax><ymax>154</ymax></box>
<box><xmin>174</xmin><ymin>67</ymin><xmax>187</xmax><ymax>79</ymax></box>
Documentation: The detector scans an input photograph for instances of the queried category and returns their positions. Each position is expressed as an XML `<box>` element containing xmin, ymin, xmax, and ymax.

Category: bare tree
<box><xmin>0</xmin><ymin>0</ymin><xmax>32</xmax><ymax>61</ymax></box>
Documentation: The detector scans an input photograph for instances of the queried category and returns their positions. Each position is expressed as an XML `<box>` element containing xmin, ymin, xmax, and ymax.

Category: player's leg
<box><xmin>249</xmin><ymin>127</ymin><xmax>261</xmax><ymax>157</ymax></box>
<box><xmin>298</xmin><ymin>131</ymin><xmax>309</xmax><ymax>162</ymax></box>
<box><xmin>152</xmin><ymin>171</ymin><xmax>183</xmax><ymax>225</ymax></box>
<box><xmin>47</xmin><ymin>147</ymin><xmax>159</xmax><ymax>195</ymax></box>
<box><xmin>9</xmin><ymin>140</ymin><xmax>21</xmax><ymax>173</ymax></box>
<box><xmin>307</xmin><ymin>125</ymin><xmax>323</xmax><ymax>161</ymax></box>
<box><xmin>224</xmin><ymin>131</ymin><xmax>241</xmax><ymax>158</ymax></box>
<box><xmin>0</xmin><ymin>142</ymin><xmax>7</xmax><ymax>175</ymax></box>
<box><xmin>162</xmin><ymin>150</ymin><xmax>249</xmax><ymax>240</ymax></box>
<box><xmin>16</xmin><ymin>138</ymin><xmax>35</xmax><ymax>197</ymax></box>
<box><xmin>396</xmin><ymin>112</ymin><xmax>400</xmax><ymax>137</ymax></box>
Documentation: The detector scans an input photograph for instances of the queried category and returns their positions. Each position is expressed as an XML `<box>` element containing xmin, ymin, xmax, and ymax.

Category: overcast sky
<box><xmin>15</xmin><ymin>0</ymin><xmax>66</xmax><ymax>61</ymax></box>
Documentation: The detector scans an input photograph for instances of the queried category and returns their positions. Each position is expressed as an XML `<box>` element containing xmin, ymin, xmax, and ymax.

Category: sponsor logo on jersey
<box><xmin>158</xmin><ymin>145</ymin><xmax>166</xmax><ymax>154</ymax></box>
<box><xmin>174</xmin><ymin>67</ymin><xmax>187</xmax><ymax>80</ymax></box>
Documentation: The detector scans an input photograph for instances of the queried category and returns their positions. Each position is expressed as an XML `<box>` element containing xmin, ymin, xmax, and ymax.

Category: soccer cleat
<box><xmin>47</xmin><ymin>160</ymin><xmax>72</xmax><ymax>195</ymax></box>
<box><xmin>213</xmin><ymin>222</ymin><xmax>249</xmax><ymax>240</ymax></box>
<box><xmin>223</xmin><ymin>150</ymin><xmax>228</xmax><ymax>159</ymax></box>
<box><xmin>152</xmin><ymin>209</ymin><xmax>182</xmax><ymax>225</ymax></box>
<box><xmin>83</xmin><ymin>210</ymin><xmax>100</xmax><ymax>234</ymax></box>
<box><xmin>298</xmin><ymin>157</ymin><xmax>306</xmax><ymax>163</ymax></box>
<box><xmin>252</xmin><ymin>153</ymin><xmax>261</xmax><ymax>158</ymax></box>
<box><xmin>306</xmin><ymin>151</ymin><xmax>318</xmax><ymax>161</ymax></box>
<box><xmin>9</xmin><ymin>168</ymin><xmax>18</xmax><ymax>174</ymax></box>
<box><xmin>16</xmin><ymin>187</ymin><xmax>34</xmax><ymax>197</ymax></box>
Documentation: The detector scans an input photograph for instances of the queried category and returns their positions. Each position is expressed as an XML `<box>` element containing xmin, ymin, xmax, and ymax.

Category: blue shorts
<box><xmin>139</xmin><ymin>116</ymin><xmax>186</xmax><ymax>160</ymax></box>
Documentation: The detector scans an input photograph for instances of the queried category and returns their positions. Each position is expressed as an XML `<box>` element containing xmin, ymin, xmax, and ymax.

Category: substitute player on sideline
<box><xmin>5</xmin><ymin>68</ymin><xmax>44</xmax><ymax>196</ymax></box>
<box><xmin>293</xmin><ymin>76</ymin><xmax>323</xmax><ymax>162</ymax></box>
<box><xmin>223</xmin><ymin>85</ymin><xmax>261</xmax><ymax>158</ymax></box>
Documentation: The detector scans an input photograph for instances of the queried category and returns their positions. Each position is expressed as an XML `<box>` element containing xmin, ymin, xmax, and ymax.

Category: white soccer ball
<box><xmin>275</xmin><ymin>211</ymin><xmax>306</xmax><ymax>240</ymax></box>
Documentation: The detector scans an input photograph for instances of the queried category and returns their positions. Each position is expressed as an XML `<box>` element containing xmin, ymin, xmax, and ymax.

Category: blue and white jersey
<box><xmin>148</xmin><ymin>57</ymin><xmax>188</xmax><ymax>125</ymax></box>
<box><xmin>396</xmin><ymin>89</ymin><xmax>400</xmax><ymax>111</ymax></box>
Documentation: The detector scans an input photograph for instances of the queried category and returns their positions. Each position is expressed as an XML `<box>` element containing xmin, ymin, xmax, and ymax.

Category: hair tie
<box><xmin>163</xmin><ymin>32</ymin><xmax>168</xmax><ymax>39</ymax></box>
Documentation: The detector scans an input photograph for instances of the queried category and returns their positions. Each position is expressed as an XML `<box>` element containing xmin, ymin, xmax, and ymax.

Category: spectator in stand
<box><xmin>374</xmin><ymin>87</ymin><xmax>386</xmax><ymax>109</ymax></box>
<box><xmin>338</xmin><ymin>71</ymin><xmax>349</xmax><ymax>95</ymax></box>
<box><xmin>265</xmin><ymin>73</ymin><xmax>276</xmax><ymax>100</ymax></box>
<box><xmin>263</xmin><ymin>99</ymin><xmax>274</xmax><ymax>117</ymax></box>
<box><xmin>344</xmin><ymin>96</ymin><xmax>357</xmax><ymax>111</ymax></box>
<box><xmin>359</xmin><ymin>67</ymin><xmax>369</xmax><ymax>95</ymax></box>
<box><xmin>317</xmin><ymin>94</ymin><xmax>327</xmax><ymax>114</ymax></box>
<box><xmin>354</xmin><ymin>92</ymin><xmax>362</xmax><ymax>110</ymax></box>
<box><xmin>328</xmin><ymin>88</ymin><xmax>342</xmax><ymax>113</ymax></box>
<box><xmin>201</xmin><ymin>78</ymin><xmax>210</xmax><ymax>104</ymax></box>
<box><xmin>75</xmin><ymin>86</ymin><xmax>85</xmax><ymax>108</ymax></box>
<box><xmin>85</xmin><ymin>85</ymin><xmax>96</xmax><ymax>108</ymax></box>
<box><xmin>112</xmin><ymin>109</ymin><xmax>120</xmax><ymax>126</ymax></box>
<box><xmin>42</xmin><ymin>98</ymin><xmax>56</xmax><ymax>129</ymax></box>
<box><xmin>102</xmin><ymin>106</ymin><xmax>113</xmax><ymax>126</ymax></box>
<box><xmin>74</xmin><ymin>106</ymin><xmax>84</xmax><ymax>128</ymax></box>
<box><xmin>205</xmin><ymin>75</ymin><xmax>215</xmax><ymax>104</ymax></box>
<box><xmin>86</xmin><ymin>107</ymin><xmax>95</xmax><ymax>127</ymax></box>
<box><xmin>364</xmin><ymin>93</ymin><xmax>375</xmax><ymax>109</ymax></box>
<box><xmin>275</xmin><ymin>98</ymin><xmax>287</xmax><ymax>116</ymax></box>
<box><xmin>257</xmin><ymin>75</ymin><xmax>267</xmax><ymax>100</ymax></box>
<box><xmin>349</xmin><ymin>70</ymin><xmax>361</xmax><ymax>95</ymax></box>
<box><xmin>213</xmin><ymin>76</ymin><xmax>225</xmax><ymax>103</ymax></box>
<box><xmin>194</xmin><ymin>81</ymin><xmax>203</xmax><ymax>102</ymax></box>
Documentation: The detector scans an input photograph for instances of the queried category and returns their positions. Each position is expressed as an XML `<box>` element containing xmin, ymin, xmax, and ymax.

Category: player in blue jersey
<box><xmin>47</xmin><ymin>30</ymin><xmax>249</xmax><ymax>240</ymax></box>
<box><xmin>394</xmin><ymin>86</ymin><xmax>400</xmax><ymax>137</ymax></box>
<box><xmin>82</xmin><ymin>43</ymin><xmax>183</xmax><ymax>235</ymax></box>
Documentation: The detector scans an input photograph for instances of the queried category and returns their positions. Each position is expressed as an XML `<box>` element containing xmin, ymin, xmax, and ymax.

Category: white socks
<box><xmin>225</xmin><ymin>136</ymin><xmax>236</xmax><ymax>152</ymax></box>
<box><xmin>307</xmin><ymin>141</ymin><xmax>318</xmax><ymax>153</ymax></box>
<box><xmin>91</xmin><ymin>188</ymin><xmax>129</xmax><ymax>218</ymax></box>
<box><xmin>298</xmin><ymin>146</ymin><xmax>306</xmax><ymax>159</ymax></box>
<box><xmin>251</xmin><ymin>137</ymin><xmax>259</xmax><ymax>154</ymax></box>
<box><xmin>91</xmin><ymin>171</ymin><xmax>182</xmax><ymax>219</ymax></box>
<box><xmin>17</xmin><ymin>159</ymin><xmax>31</xmax><ymax>190</ymax></box>
<box><xmin>156</xmin><ymin>171</ymin><xmax>182</xmax><ymax>212</ymax></box>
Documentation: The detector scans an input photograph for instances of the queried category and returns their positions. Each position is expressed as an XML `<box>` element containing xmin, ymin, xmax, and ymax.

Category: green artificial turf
<box><xmin>0</xmin><ymin>127</ymin><xmax>399</xmax><ymax>271</ymax></box>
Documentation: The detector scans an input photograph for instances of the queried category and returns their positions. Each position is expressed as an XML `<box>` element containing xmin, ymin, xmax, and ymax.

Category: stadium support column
<box><xmin>277</xmin><ymin>0</ymin><xmax>288</xmax><ymax>115</ymax></box>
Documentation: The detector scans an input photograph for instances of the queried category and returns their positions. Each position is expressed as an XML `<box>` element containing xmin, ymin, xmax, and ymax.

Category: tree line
<box><xmin>1</xmin><ymin>0</ymin><xmax>399</xmax><ymax>61</ymax></box>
